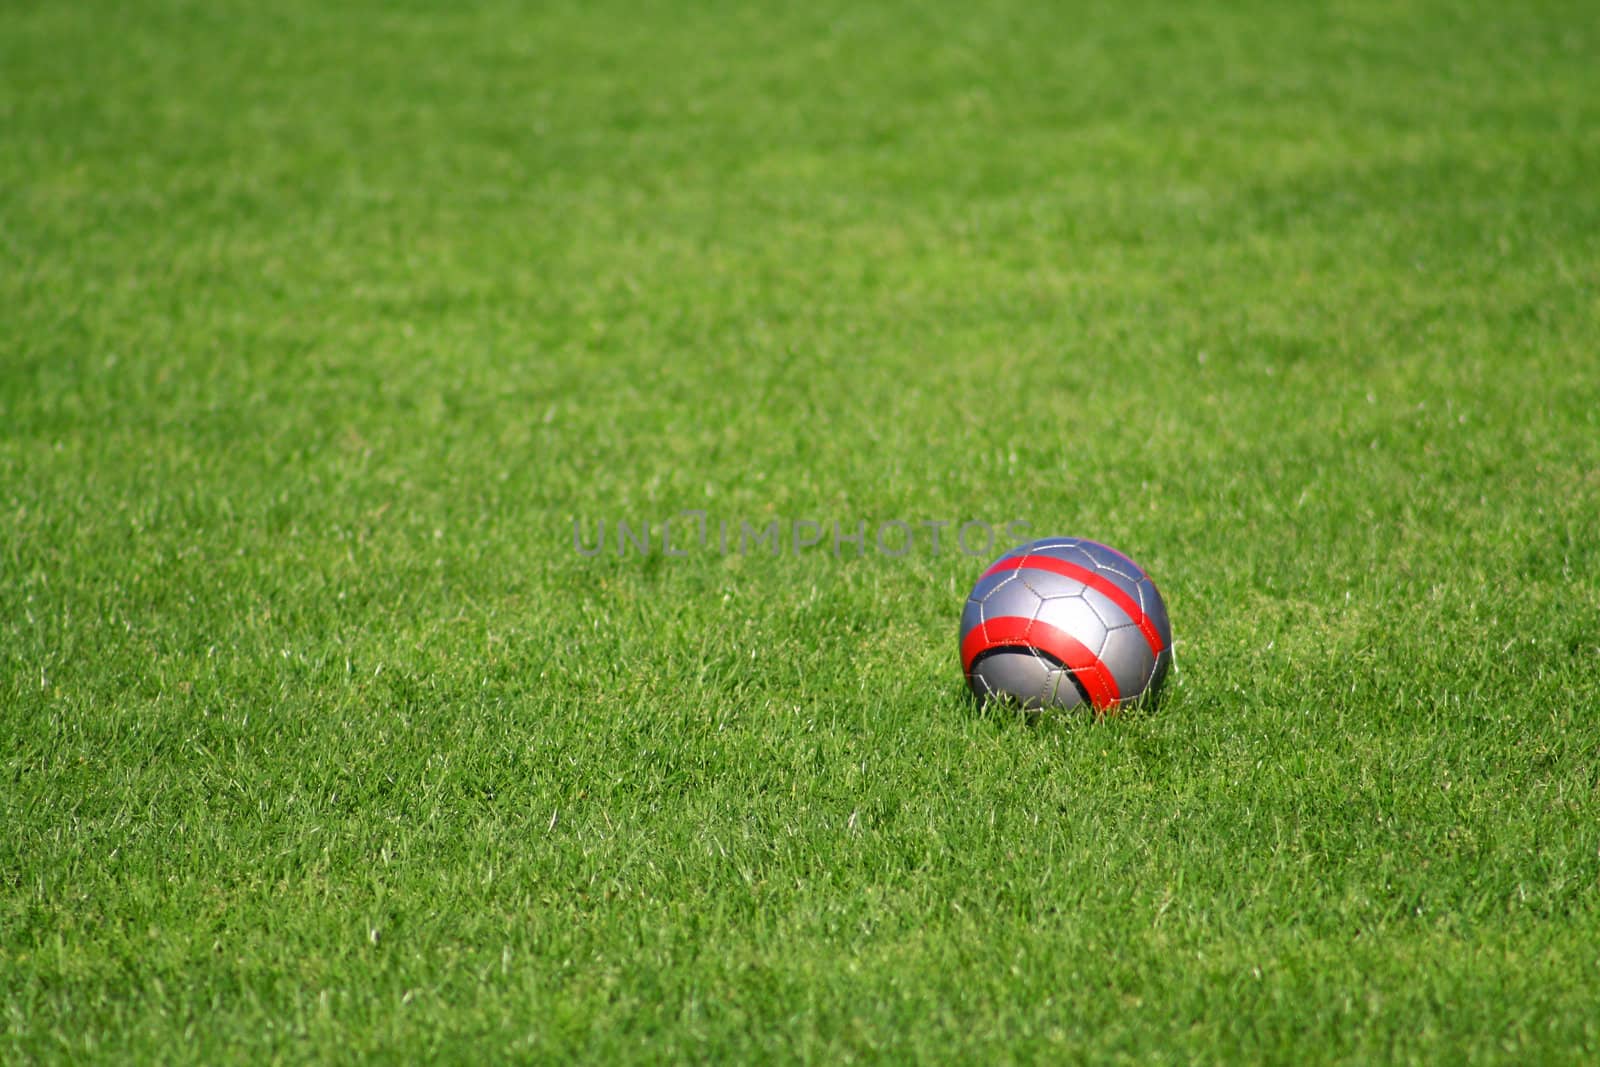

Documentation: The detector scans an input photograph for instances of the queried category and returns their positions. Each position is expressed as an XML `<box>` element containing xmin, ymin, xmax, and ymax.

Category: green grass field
<box><xmin>4</xmin><ymin>0</ymin><xmax>1600</xmax><ymax>1061</ymax></box>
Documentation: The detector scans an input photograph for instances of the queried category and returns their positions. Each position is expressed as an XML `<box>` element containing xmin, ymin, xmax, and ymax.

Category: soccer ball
<box><xmin>960</xmin><ymin>537</ymin><xmax>1173</xmax><ymax>714</ymax></box>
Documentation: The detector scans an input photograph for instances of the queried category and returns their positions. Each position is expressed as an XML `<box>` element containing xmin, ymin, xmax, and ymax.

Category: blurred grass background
<box><xmin>3</xmin><ymin>0</ymin><xmax>1599</xmax><ymax>1061</ymax></box>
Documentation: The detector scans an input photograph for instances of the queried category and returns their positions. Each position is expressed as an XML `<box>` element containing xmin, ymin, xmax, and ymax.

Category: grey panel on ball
<box><xmin>1099</xmin><ymin>622</ymin><xmax>1157</xmax><ymax>701</ymax></box>
<box><xmin>1041</xmin><ymin>665</ymin><xmax>1088</xmax><ymax>708</ymax></box>
<box><xmin>968</xmin><ymin>650</ymin><xmax>1047</xmax><ymax>707</ymax></box>
<box><xmin>976</xmin><ymin>574</ymin><xmax>1043</xmax><ymax>629</ymax></box>
<box><xmin>1032</xmin><ymin>594</ymin><xmax>1110</xmax><ymax>657</ymax></box>
<box><xmin>1011</xmin><ymin>565</ymin><xmax>1086</xmax><ymax>601</ymax></box>
<box><xmin>969</xmin><ymin>650</ymin><xmax>1084</xmax><ymax>710</ymax></box>
<box><xmin>1077</xmin><ymin>583</ymin><xmax>1137</xmax><ymax>631</ymax></box>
